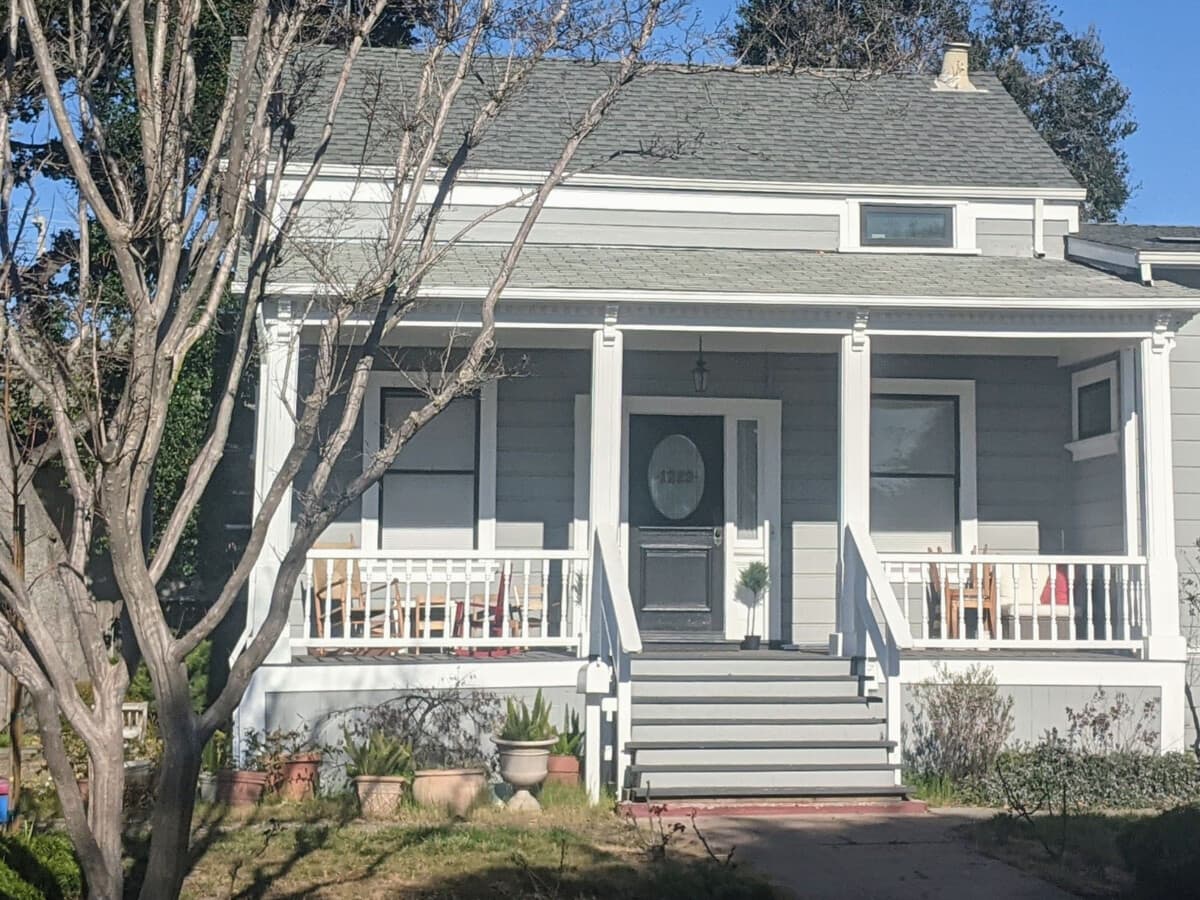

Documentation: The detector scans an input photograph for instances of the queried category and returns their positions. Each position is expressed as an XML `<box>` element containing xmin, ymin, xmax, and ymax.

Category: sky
<box><xmin>696</xmin><ymin>0</ymin><xmax>1200</xmax><ymax>225</ymax></box>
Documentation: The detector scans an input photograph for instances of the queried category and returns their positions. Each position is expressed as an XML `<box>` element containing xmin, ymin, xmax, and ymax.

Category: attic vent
<box><xmin>934</xmin><ymin>41</ymin><xmax>977</xmax><ymax>92</ymax></box>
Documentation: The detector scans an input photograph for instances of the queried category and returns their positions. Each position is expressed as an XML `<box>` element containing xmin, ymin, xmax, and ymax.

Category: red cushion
<box><xmin>1039</xmin><ymin>565</ymin><xmax>1070</xmax><ymax>606</ymax></box>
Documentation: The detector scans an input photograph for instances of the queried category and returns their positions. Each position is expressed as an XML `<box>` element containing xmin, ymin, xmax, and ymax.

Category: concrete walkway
<box><xmin>683</xmin><ymin>809</ymin><xmax>1075</xmax><ymax>899</ymax></box>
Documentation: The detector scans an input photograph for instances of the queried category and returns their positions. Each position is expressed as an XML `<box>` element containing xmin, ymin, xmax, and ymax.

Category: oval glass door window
<box><xmin>647</xmin><ymin>434</ymin><xmax>705</xmax><ymax>520</ymax></box>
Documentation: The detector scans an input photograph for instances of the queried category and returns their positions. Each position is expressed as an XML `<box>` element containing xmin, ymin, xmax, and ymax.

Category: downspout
<box><xmin>1033</xmin><ymin>197</ymin><xmax>1046</xmax><ymax>258</ymax></box>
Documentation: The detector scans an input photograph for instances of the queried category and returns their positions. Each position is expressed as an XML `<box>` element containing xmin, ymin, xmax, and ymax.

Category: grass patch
<box><xmin>966</xmin><ymin>811</ymin><xmax>1149</xmax><ymax>898</ymax></box>
<box><xmin>904</xmin><ymin>773</ymin><xmax>964</xmax><ymax>807</ymax></box>
<box><xmin>180</xmin><ymin>802</ymin><xmax>777</xmax><ymax>899</ymax></box>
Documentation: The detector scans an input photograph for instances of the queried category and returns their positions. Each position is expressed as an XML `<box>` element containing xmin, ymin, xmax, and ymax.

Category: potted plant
<box><xmin>344</xmin><ymin>727</ymin><xmax>413</xmax><ymax>819</ymax></box>
<box><xmin>738</xmin><ymin>561</ymin><xmax>769</xmax><ymax>650</ymax></box>
<box><xmin>546</xmin><ymin>710</ymin><xmax>583</xmax><ymax>786</ymax></box>
<box><xmin>216</xmin><ymin>730</ymin><xmax>269</xmax><ymax>807</ymax></box>
<box><xmin>262</xmin><ymin>728</ymin><xmax>323</xmax><ymax>802</ymax></box>
<box><xmin>410</xmin><ymin>742</ymin><xmax>490</xmax><ymax>817</ymax></box>
<box><xmin>494</xmin><ymin>690</ymin><xmax>557</xmax><ymax>810</ymax></box>
<box><xmin>197</xmin><ymin>730</ymin><xmax>228</xmax><ymax>803</ymax></box>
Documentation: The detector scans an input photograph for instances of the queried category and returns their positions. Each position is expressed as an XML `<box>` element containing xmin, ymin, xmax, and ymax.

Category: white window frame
<box><xmin>870</xmin><ymin>378</ymin><xmax>978</xmax><ymax>553</ymax></box>
<box><xmin>1067</xmin><ymin>360</ymin><xmax>1120</xmax><ymax>462</ymax></box>
<box><xmin>842</xmin><ymin>199</ymin><xmax>980</xmax><ymax>255</ymax></box>
<box><xmin>361</xmin><ymin>371</ymin><xmax>498</xmax><ymax>551</ymax></box>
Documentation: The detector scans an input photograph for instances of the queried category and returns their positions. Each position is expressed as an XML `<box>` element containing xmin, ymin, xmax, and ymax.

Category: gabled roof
<box><xmin>1076</xmin><ymin>224</ymin><xmax>1200</xmax><ymax>254</ymax></box>
<box><xmin>282</xmin><ymin>46</ymin><xmax>1081</xmax><ymax>192</ymax></box>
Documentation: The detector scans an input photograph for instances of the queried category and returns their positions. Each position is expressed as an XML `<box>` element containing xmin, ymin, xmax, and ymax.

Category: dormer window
<box><xmin>861</xmin><ymin>205</ymin><xmax>953</xmax><ymax>248</ymax></box>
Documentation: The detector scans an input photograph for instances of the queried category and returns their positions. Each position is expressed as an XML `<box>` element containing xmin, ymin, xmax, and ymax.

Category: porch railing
<box><xmin>300</xmin><ymin>549</ymin><xmax>589</xmax><ymax>654</ymax></box>
<box><xmin>878</xmin><ymin>552</ymin><xmax>1148</xmax><ymax>649</ymax></box>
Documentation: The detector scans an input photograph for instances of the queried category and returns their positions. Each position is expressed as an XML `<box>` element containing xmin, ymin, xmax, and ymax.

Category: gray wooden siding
<box><xmin>294</xmin><ymin>201</ymin><xmax>839</xmax><ymax>250</ymax></box>
<box><xmin>977</xmin><ymin>218</ymin><xmax>1070</xmax><ymax>259</ymax></box>
<box><xmin>495</xmin><ymin>350</ymin><xmax>590</xmax><ymax>549</ymax></box>
<box><xmin>1069</xmin><ymin>453</ymin><xmax>1124</xmax><ymax>553</ymax></box>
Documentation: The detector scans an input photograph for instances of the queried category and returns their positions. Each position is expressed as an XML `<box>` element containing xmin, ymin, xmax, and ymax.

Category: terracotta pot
<box><xmin>495</xmin><ymin>738</ymin><xmax>555</xmax><ymax>810</ymax></box>
<box><xmin>352</xmin><ymin>775</ymin><xmax>407</xmax><ymax>819</ymax></box>
<box><xmin>215</xmin><ymin>769</ymin><xmax>268</xmax><ymax>807</ymax></box>
<box><xmin>411</xmin><ymin>768</ymin><xmax>488</xmax><ymax>816</ymax></box>
<box><xmin>197</xmin><ymin>772</ymin><xmax>218</xmax><ymax>804</ymax></box>
<box><xmin>545</xmin><ymin>754</ymin><xmax>581</xmax><ymax>786</ymax></box>
<box><xmin>277</xmin><ymin>753</ymin><xmax>322</xmax><ymax>802</ymax></box>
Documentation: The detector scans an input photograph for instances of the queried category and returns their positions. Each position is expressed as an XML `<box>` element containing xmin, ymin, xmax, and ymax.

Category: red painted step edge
<box><xmin>618</xmin><ymin>798</ymin><xmax>929</xmax><ymax>819</ymax></box>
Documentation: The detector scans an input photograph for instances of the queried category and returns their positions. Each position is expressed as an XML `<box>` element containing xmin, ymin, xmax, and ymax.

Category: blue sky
<box><xmin>695</xmin><ymin>0</ymin><xmax>1199</xmax><ymax>224</ymax></box>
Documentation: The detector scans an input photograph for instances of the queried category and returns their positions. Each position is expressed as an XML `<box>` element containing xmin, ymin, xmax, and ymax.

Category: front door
<box><xmin>628</xmin><ymin>414</ymin><xmax>724</xmax><ymax>637</ymax></box>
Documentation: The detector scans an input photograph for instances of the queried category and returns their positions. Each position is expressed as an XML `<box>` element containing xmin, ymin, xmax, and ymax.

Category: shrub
<box><xmin>905</xmin><ymin>664</ymin><xmax>1014</xmax><ymax>781</ymax></box>
<box><xmin>0</xmin><ymin>831</ymin><xmax>84</xmax><ymax>900</ymax></box>
<box><xmin>0</xmin><ymin>863</ymin><xmax>42</xmax><ymax>900</ymax></box>
<box><xmin>1119</xmin><ymin>806</ymin><xmax>1200</xmax><ymax>895</ymax></box>
<box><xmin>962</xmin><ymin>746</ymin><xmax>1200</xmax><ymax>810</ymax></box>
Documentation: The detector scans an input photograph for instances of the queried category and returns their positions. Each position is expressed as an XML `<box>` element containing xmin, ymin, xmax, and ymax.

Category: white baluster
<box><xmin>303</xmin><ymin>557</ymin><xmax>313</xmax><ymax>640</ymax></box>
<box><xmin>1082</xmin><ymin>563</ymin><xmax>1093</xmax><ymax>641</ymax></box>
<box><xmin>1066</xmin><ymin>564</ymin><xmax>1077</xmax><ymax>641</ymax></box>
<box><xmin>324</xmin><ymin>558</ymin><xmax>333</xmax><ymax>642</ymax></box>
<box><xmin>956</xmin><ymin>562</ymin><xmax>966</xmax><ymax>642</ymax></box>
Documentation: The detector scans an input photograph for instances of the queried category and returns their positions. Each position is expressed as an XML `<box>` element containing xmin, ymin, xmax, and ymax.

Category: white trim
<box><xmin>1068</xmin><ymin>360</ymin><xmax>1119</xmax><ymax>460</ymax></box>
<box><xmin>1065</xmin><ymin>237</ymin><xmax>1140</xmax><ymax>271</ymax></box>
<box><xmin>619</xmin><ymin>396</ymin><xmax>783</xmax><ymax>643</ymax></box>
<box><xmin>1120</xmin><ymin>348</ymin><xmax>1140</xmax><ymax>555</ymax></box>
<box><xmin>253</xmin><ymin>282</ymin><xmax>1200</xmax><ymax>312</ymax></box>
<box><xmin>247</xmin><ymin>658</ymin><xmax>584</xmax><ymax>693</ymax></box>
<box><xmin>871</xmin><ymin>377</ymin><xmax>979</xmax><ymax>553</ymax></box>
<box><xmin>360</xmin><ymin>371</ymin><xmax>498</xmax><ymax>552</ymax></box>
<box><xmin>277</xmin><ymin>162</ymin><xmax>1089</xmax><ymax>200</ymax></box>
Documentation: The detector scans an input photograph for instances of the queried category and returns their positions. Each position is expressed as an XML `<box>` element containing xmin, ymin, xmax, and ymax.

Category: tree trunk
<box><xmin>136</xmin><ymin>728</ymin><xmax>202</xmax><ymax>900</ymax></box>
<box><xmin>85</xmin><ymin>735</ymin><xmax>127</xmax><ymax>900</ymax></box>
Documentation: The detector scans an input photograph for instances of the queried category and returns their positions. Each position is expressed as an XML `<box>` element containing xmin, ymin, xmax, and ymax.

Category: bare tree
<box><xmin>0</xmin><ymin>0</ymin><xmax>693</xmax><ymax>896</ymax></box>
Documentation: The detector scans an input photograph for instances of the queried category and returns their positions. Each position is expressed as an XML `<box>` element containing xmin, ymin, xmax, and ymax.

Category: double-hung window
<box><xmin>378</xmin><ymin>389</ymin><xmax>479</xmax><ymax>550</ymax></box>
<box><xmin>870</xmin><ymin>394</ymin><xmax>960</xmax><ymax>552</ymax></box>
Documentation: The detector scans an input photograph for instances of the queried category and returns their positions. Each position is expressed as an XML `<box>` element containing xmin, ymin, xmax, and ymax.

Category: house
<box><xmin>232</xmin><ymin>44</ymin><xmax>1200</xmax><ymax>801</ymax></box>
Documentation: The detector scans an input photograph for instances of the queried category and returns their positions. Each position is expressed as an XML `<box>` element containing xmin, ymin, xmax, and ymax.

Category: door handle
<box><xmin>713</xmin><ymin>527</ymin><xmax>723</xmax><ymax>546</ymax></box>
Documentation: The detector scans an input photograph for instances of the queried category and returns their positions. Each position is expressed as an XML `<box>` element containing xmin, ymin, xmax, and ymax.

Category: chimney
<box><xmin>934</xmin><ymin>41</ymin><xmax>976</xmax><ymax>92</ymax></box>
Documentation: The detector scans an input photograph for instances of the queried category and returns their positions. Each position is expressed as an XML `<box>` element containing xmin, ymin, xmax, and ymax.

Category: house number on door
<box><xmin>647</xmin><ymin>434</ymin><xmax>705</xmax><ymax>520</ymax></box>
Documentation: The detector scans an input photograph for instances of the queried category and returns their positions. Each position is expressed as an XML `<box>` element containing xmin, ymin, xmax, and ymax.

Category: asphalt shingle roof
<box><xmin>283</xmin><ymin>46</ymin><xmax>1080</xmax><ymax>190</ymax></box>
<box><xmin>277</xmin><ymin>243</ymin><xmax>1200</xmax><ymax>301</ymax></box>
<box><xmin>1077</xmin><ymin>224</ymin><xmax>1200</xmax><ymax>254</ymax></box>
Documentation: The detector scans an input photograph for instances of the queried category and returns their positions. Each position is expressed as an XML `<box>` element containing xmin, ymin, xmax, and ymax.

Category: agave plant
<box><xmin>551</xmin><ymin>710</ymin><xmax>583</xmax><ymax>758</ymax></box>
<box><xmin>343</xmin><ymin>728</ymin><xmax>414</xmax><ymax>779</ymax></box>
<box><xmin>499</xmin><ymin>689</ymin><xmax>556</xmax><ymax>742</ymax></box>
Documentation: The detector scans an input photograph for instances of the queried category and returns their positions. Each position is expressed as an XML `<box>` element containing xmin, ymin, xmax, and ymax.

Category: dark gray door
<box><xmin>629</xmin><ymin>414</ymin><xmax>724</xmax><ymax>636</ymax></box>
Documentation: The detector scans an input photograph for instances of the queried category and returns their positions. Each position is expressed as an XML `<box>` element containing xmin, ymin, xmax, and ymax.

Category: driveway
<box><xmin>683</xmin><ymin>809</ymin><xmax>1074</xmax><ymax>899</ymax></box>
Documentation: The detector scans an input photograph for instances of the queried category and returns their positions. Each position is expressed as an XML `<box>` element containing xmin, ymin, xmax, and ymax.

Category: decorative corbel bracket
<box><xmin>1152</xmin><ymin>313</ymin><xmax>1176</xmax><ymax>354</ymax></box>
<box><xmin>851</xmin><ymin>310</ymin><xmax>870</xmax><ymax>351</ymax></box>
<box><xmin>601</xmin><ymin>303</ymin><xmax>619</xmax><ymax>348</ymax></box>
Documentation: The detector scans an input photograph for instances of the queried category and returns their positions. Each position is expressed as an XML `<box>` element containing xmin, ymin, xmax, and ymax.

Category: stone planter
<box><xmin>545</xmin><ymin>754</ymin><xmax>581</xmax><ymax>787</ymax></box>
<box><xmin>215</xmin><ymin>769</ymin><xmax>268</xmax><ymax>807</ymax></box>
<box><xmin>352</xmin><ymin>775</ymin><xmax>408</xmax><ymax>819</ymax></box>
<box><xmin>494</xmin><ymin>738</ymin><xmax>556</xmax><ymax>810</ymax></box>
<box><xmin>411</xmin><ymin>768</ymin><xmax>488</xmax><ymax>816</ymax></box>
<box><xmin>277</xmin><ymin>753</ymin><xmax>322</xmax><ymax>802</ymax></box>
<box><xmin>197</xmin><ymin>772</ymin><xmax>218</xmax><ymax>803</ymax></box>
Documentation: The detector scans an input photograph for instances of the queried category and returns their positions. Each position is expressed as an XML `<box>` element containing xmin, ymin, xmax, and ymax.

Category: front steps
<box><xmin>626</xmin><ymin>650</ymin><xmax>904</xmax><ymax>800</ymax></box>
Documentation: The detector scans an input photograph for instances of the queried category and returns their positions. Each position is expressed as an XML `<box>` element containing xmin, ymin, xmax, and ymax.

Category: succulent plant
<box><xmin>499</xmin><ymin>689</ymin><xmax>556</xmax><ymax>742</ymax></box>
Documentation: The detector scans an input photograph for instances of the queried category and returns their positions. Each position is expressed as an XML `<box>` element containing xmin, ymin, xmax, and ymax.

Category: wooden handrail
<box><xmin>595</xmin><ymin>528</ymin><xmax>642</xmax><ymax>654</ymax></box>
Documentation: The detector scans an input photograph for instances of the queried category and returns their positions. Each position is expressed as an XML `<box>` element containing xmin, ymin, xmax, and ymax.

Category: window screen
<box><xmin>1076</xmin><ymin>379</ymin><xmax>1113</xmax><ymax>441</ymax></box>
<box><xmin>870</xmin><ymin>395</ymin><xmax>959</xmax><ymax>552</ymax></box>
<box><xmin>379</xmin><ymin>390</ymin><xmax>478</xmax><ymax>550</ymax></box>
<box><xmin>861</xmin><ymin>205</ymin><xmax>953</xmax><ymax>248</ymax></box>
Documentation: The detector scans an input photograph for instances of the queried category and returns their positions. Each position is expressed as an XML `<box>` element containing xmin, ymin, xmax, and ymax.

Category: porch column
<box><xmin>836</xmin><ymin>320</ymin><xmax>871</xmax><ymax>656</ymax></box>
<box><xmin>1138</xmin><ymin>334</ymin><xmax>1187</xmax><ymax>662</ymax></box>
<box><xmin>250</xmin><ymin>315</ymin><xmax>299</xmax><ymax>665</ymax></box>
<box><xmin>584</xmin><ymin>316</ymin><xmax>623</xmax><ymax>801</ymax></box>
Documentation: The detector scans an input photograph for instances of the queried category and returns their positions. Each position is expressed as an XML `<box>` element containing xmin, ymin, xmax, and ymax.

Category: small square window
<box><xmin>1076</xmin><ymin>380</ymin><xmax>1113</xmax><ymax>441</ymax></box>
<box><xmin>861</xmin><ymin>205</ymin><xmax>953</xmax><ymax>248</ymax></box>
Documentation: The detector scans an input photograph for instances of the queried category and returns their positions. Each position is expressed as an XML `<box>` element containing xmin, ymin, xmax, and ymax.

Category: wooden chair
<box><xmin>928</xmin><ymin>548</ymin><xmax>998</xmax><ymax>640</ymax></box>
<box><xmin>310</xmin><ymin>540</ymin><xmax>364</xmax><ymax>645</ymax></box>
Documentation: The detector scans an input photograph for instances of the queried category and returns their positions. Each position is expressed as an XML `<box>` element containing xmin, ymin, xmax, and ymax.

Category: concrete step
<box><xmin>628</xmin><ymin>741</ymin><xmax>894</xmax><ymax>767</ymax></box>
<box><xmin>630</xmin><ymin>718</ymin><xmax>887</xmax><ymax>743</ymax></box>
<box><xmin>630</xmin><ymin>764</ymin><xmax>900</xmax><ymax>792</ymax></box>
<box><xmin>632</xmin><ymin>675</ymin><xmax>861</xmax><ymax>699</ymax></box>
<box><xmin>630</xmin><ymin>656</ymin><xmax>852</xmax><ymax>678</ymax></box>
<box><xmin>628</xmin><ymin>784</ymin><xmax>911</xmax><ymax>800</ymax></box>
<box><xmin>631</xmin><ymin>696</ymin><xmax>881</xmax><ymax>721</ymax></box>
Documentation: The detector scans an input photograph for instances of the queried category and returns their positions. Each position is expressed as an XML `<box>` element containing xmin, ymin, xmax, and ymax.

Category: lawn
<box><xmin>175</xmin><ymin>789</ymin><xmax>777</xmax><ymax>899</ymax></box>
<box><xmin>965</xmin><ymin>806</ymin><xmax>1200</xmax><ymax>899</ymax></box>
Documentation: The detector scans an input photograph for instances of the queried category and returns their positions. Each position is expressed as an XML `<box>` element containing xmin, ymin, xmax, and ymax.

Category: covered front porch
<box><xmin>255</xmin><ymin>315</ymin><xmax>1182</xmax><ymax>663</ymax></box>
